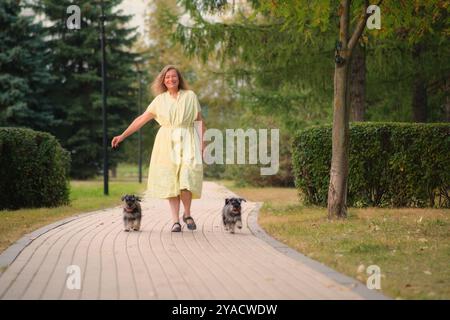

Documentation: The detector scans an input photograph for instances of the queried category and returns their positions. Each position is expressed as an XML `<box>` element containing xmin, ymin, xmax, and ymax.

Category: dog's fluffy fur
<box><xmin>222</xmin><ymin>197</ymin><xmax>246</xmax><ymax>233</ymax></box>
<box><xmin>122</xmin><ymin>194</ymin><xmax>142</xmax><ymax>232</ymax></box>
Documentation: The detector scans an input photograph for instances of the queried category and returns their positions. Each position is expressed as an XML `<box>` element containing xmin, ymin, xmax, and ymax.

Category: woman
<box><xmin>111</xmin><ymin>65</ymin><xmax>206</xmax><ymax>232</ymax></box>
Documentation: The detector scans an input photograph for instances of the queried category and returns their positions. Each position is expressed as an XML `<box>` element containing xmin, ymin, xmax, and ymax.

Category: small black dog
<box><xmin>222</xmin><ymin>197</ymin><xmax>246</xmax><ymax>233</ymax></box>
<box><xmin>121</xmin><ymin>194</ymin><xmax>142</xmax><ymax>232</ymax></box>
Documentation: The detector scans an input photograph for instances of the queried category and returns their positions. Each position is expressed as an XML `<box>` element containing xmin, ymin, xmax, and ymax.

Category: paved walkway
<box><xmin>0</xmin><ymin>182</ymin><xmax>386</xmax><ymax>299</ymax></box>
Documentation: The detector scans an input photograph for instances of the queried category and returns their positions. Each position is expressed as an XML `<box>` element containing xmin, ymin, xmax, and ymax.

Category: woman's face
<box><xmin>164</xmin><ymin>69</ymin><xmax>179</xmax><ymax>91</ymax></box>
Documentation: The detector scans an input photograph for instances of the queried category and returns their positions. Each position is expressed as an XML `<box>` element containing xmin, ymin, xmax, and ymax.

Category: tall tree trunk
<box><xmin>350</xmin><ymin>43</ymin><xmax>366</xmax><ymax>121</ymax></box>
<box><xmin>412</xmin><ymin>44</ymin><xmax>427</xmax><ymax>122</ymax></box>
<box><xmin>328</xmin><ymin>60</ymin><xmax>351</xmax><ymax>219</ymax></box>
<box><xmin>328</xmin><ymin>0</ymin><xmax>371</xmax><ymax>219</ymax></box>
<box><xmin>327</xmin><ymin>0</ymin><xmax>351</xmax><ymax>219</ymax></box>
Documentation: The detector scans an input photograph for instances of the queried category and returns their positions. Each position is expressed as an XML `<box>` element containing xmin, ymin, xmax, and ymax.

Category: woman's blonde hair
<box><xmin>150</xmin><ymin>65</ymin><xmax>189</xmax><ymax>96</ymax></box>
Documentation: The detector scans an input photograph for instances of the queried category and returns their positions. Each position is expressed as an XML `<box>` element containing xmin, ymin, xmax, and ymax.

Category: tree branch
<box><xmin>348</xmin><ymin>0</ymin><xmax>384</xmax><ymax>53</ymax></box>
<box><xmin>348</xmin><ymin>1</ymin><xmax>369</xmax><ymax>52</ymax></box>
<box><xmin>340</xmin><ymin>0</ymin><xmax>350</xmax><ymax>48</ymax></box>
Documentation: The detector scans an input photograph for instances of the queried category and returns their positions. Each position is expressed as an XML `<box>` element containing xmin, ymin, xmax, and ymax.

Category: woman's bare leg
<box><xmin>168</xmin><ymin>196</ymin><xmax>180</xmax><ymax>223</ymax></box>
<box><xmin>180</xmin><ymin>189</ymin><xmax>192</xmax><ymax>217</ymax></box>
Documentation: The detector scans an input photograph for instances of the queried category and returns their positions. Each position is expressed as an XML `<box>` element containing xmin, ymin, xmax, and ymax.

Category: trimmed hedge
<box><xmin>292</xmin><ymin>122</ymin><xmax>450</xmax><ymax>208</ymax></box>
<box><xmin>0</xmin><ymin>127</ymin><xmax>71</xmax><ymax>210</ymax></box>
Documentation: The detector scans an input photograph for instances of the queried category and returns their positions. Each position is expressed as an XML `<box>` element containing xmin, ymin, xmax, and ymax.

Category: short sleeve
<box><xmin>145</xmin><ymin>95</ymin><xmax>159</xmax><ymax>116</ymax></box>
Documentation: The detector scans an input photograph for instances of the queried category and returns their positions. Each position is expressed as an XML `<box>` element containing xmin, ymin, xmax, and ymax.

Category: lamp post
<box><xmin>134</xmin><ymin>57</ymin><xmax>143</xmax><ymax>183</ymax></box>
<box><xmin>100</xmin><ymin>0</ymin><xmax>108</xmax><ymax>195</ymax></box>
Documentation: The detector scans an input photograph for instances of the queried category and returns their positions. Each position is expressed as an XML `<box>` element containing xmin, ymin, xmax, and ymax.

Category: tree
<box><xmin>350</xmin><ymin>42</ymin><xmax>366</xmax><ymax>121</ymax></box>
<box><xmin>0</xmin><ymin>0</ymin><xmax>58</xmax><ymax>131</ymax></box>
<box><xmin>31</xmin><ymin>0</ymin><xmax>138</xmax><ymax>178</ymax></box>
<box><xmin>173</xmin><ymin>0</ymin><xmax>377</xmax><ymax>214</ymax></box>
<box><xmin>174</xmin><ymin>0</ymin><xmax>336</xmax><ymax>132</ymax></box>
<box><xmin>172</xmin><ymin>0</ymin><xmax>449</xmax><ymax>213</ymax></box>
<box><xmin>326</xmin><ymin>1</ymin><xmax>380</xmax><ymax>219</ymax></box>
<box><xmin>367</xmin><ymin>0</ymin><xmax>449</xmax><ymax>123</ymax></box>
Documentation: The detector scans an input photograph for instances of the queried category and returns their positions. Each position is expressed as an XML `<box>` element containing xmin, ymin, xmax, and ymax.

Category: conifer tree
<box><xmin>0</xmin><ymin>0</ymin><xmax>58</xmax><ymax>131</ymax></box>
<box><xmin>32</xmin><ymin>0</ymin><xmax>138</xmax><ymax>178</ymax></box>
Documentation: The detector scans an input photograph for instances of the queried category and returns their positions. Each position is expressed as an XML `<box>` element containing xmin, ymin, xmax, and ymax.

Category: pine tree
<box><xmin>32</xmin><ymin>0</ymin><xmax>138</xmax><ymax>178</ymax></box>
<box><xmin>0</xmin><ymin>0</ymin><xmax>58</xmax><ymax>131</ymax></box>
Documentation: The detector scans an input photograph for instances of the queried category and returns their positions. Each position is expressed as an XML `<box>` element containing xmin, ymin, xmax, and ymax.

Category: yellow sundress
<box><xmin>145</xmin><ymin>89</ymin><xmax>203</xmax><ymax>199</ymax></box>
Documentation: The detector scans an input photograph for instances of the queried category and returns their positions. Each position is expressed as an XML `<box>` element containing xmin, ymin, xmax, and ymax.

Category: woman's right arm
<box><xmin>111</xmin><ymin>111</ymin><xmax>155</xmax><ymax>148</ymax></box>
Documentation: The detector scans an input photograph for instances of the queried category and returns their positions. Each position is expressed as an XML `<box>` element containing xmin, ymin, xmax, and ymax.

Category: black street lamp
<box><xmin>100</xmin><ymin>0</ymin><xmax>108</xmax><ymax>195</ymax></box>
<box><xmin>134</xmin><ymin>57</ymin><xmax>143</xmax><ymax>183</ymax></box>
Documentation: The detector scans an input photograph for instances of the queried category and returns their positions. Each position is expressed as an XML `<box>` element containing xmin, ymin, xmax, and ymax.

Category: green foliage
<box><xmin>292</xmin><ymin>122</ymin><xmax>450</xmax><ymax>207</ymax></box>
<box><xmin>365</xmin><ymin>0</ymin><xmax>450</xmax><ymax>122</ymax></box>
<box><xmin>175</xmin><ymin>0</ymin><xmax>450</xmax><ymax>127</ymax></box>
<box><xmin>29</xmin><ymin>0</ymin><xmax>138</xmax><ymax>179</ymax></box>
<box><xmin>0</xmin><ymin>0</ymin><xmax>59</xmax><ymax>130</ymax></box>
<box><xmin>0</xmin><ymin>128</ymin><xmax>71</xmax><ymax>210</ymax></box>
<box><xmin>174</xmin><ymin>0</ymin><xmax>335</xmax><ymax>132</ymax></box>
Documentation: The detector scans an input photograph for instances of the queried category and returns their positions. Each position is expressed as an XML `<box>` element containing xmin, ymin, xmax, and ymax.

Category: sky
<box><xmin>23</xmin><ymin>0</ymin><xmax>234</xmax><ymax>42</ymax></box>
<box><xmin>118</xmin><ymin>0</ymin><xmax>150</xmax><ymax>36</ymax></box>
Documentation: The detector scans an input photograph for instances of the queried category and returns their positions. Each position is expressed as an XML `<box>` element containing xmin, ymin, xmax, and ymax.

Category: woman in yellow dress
<box><xmin>111</xmin><ymin>65</ymin><xmax>206</xmax><ymax>232</ymax></box>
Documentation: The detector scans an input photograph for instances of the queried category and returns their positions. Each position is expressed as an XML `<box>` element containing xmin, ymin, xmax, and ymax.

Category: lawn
<box><xmin>111</xmin><ymin>162</ymin><xmax>149</xmax><ymax>180</ymax></box>
<box><xmin>0</xmin><ymin>177</ymin><xmax>146</xmax><ymax>255</ymax></box>
<box><xmin>219</xmin><ymin>180</ymin><xmax>450</xmax><ymax>300</ymax></box>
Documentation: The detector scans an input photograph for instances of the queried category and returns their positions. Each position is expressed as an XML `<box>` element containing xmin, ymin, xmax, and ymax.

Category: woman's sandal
<box><xmin>183</xmin><ymin>215</ymin><xmax>197</xmax><ymax>231</ymax></box>
<box><xmin>171</xmin><ymin>222</ymin><xmax>182</xmax><ymax>232</ymax></box>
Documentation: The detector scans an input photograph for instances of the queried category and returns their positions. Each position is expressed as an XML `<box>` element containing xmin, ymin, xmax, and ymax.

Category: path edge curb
<box><xmin>246</xmin><ymin>202</ymin><xmax>391</xmax><ymax>300</ymax></box>
<box><xmin>0</xmin><ymin>207</ymin><xmax>121</xmax><ymax>276</ymax></box>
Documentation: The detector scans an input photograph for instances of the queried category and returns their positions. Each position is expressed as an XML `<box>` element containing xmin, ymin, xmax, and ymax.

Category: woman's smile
<box><xmin>164</xmin><ymin>69</ymin><xmax>179</xmax><ymax>89</ymax></box>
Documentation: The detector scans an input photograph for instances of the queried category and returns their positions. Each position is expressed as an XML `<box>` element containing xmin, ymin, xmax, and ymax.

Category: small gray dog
<box><xmin>122</xmin><ymin>194</ymin><xmax>142</xmax><ymax>232</ymax></box>
<box><xmin>222</xmin><ymin>197</ymin><xmax>246</xmax><ymax>233</ymax></box>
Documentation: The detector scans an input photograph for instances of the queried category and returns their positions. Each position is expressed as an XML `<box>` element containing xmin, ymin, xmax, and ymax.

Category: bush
<box><xmin>0</xmin><ymin>127</ymin><xmax>71</xmax><ymax>210</ymax></box>
<box><xmin>292</xmin><ymin>122</ymin><xmax>450</xmax><ymax>208</ymax></box>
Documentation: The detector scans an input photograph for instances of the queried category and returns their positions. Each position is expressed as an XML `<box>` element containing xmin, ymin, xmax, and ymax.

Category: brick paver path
<box><xmin>0</xmin><ymin>182</ymin><xmax>385</xmax><ymax>299</ymax></box>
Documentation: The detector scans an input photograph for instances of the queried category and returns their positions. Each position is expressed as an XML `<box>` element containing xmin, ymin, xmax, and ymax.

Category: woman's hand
<box><xmin>112</xmin><ymin>113</ymin><xmax>155</xmax><ymax>149</ymax></box>
<box><xmin>111</xmin><ymin>135</ymin><xmax>125</xmax><ymax>149</ymax></box>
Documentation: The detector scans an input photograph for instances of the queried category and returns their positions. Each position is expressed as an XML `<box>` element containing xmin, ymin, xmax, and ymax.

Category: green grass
<box><xmin>219</xmin><ymin>180</ymin><xmax>450</xmax><ymax>300</ymax></box>
<box><xmin>110</xmin><ymin>162</ymin><xmax>148</xmax><ymax>180</ymax></box>
<box><xmin>0</xmin><ymin>179</ymin><xmax>146</xmax><ymax>254</ymax></box>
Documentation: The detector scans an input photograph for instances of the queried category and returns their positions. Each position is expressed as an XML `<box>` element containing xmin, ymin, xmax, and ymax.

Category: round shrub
<box><xmin>292</xmin><ymin>122</ymin><xmax>450</xmax><ymax>208</ymax></box>
<box><xmin>0</xmin><ymin>127</ymin><xmax>71</xmax><ymax>210</ymax></box>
